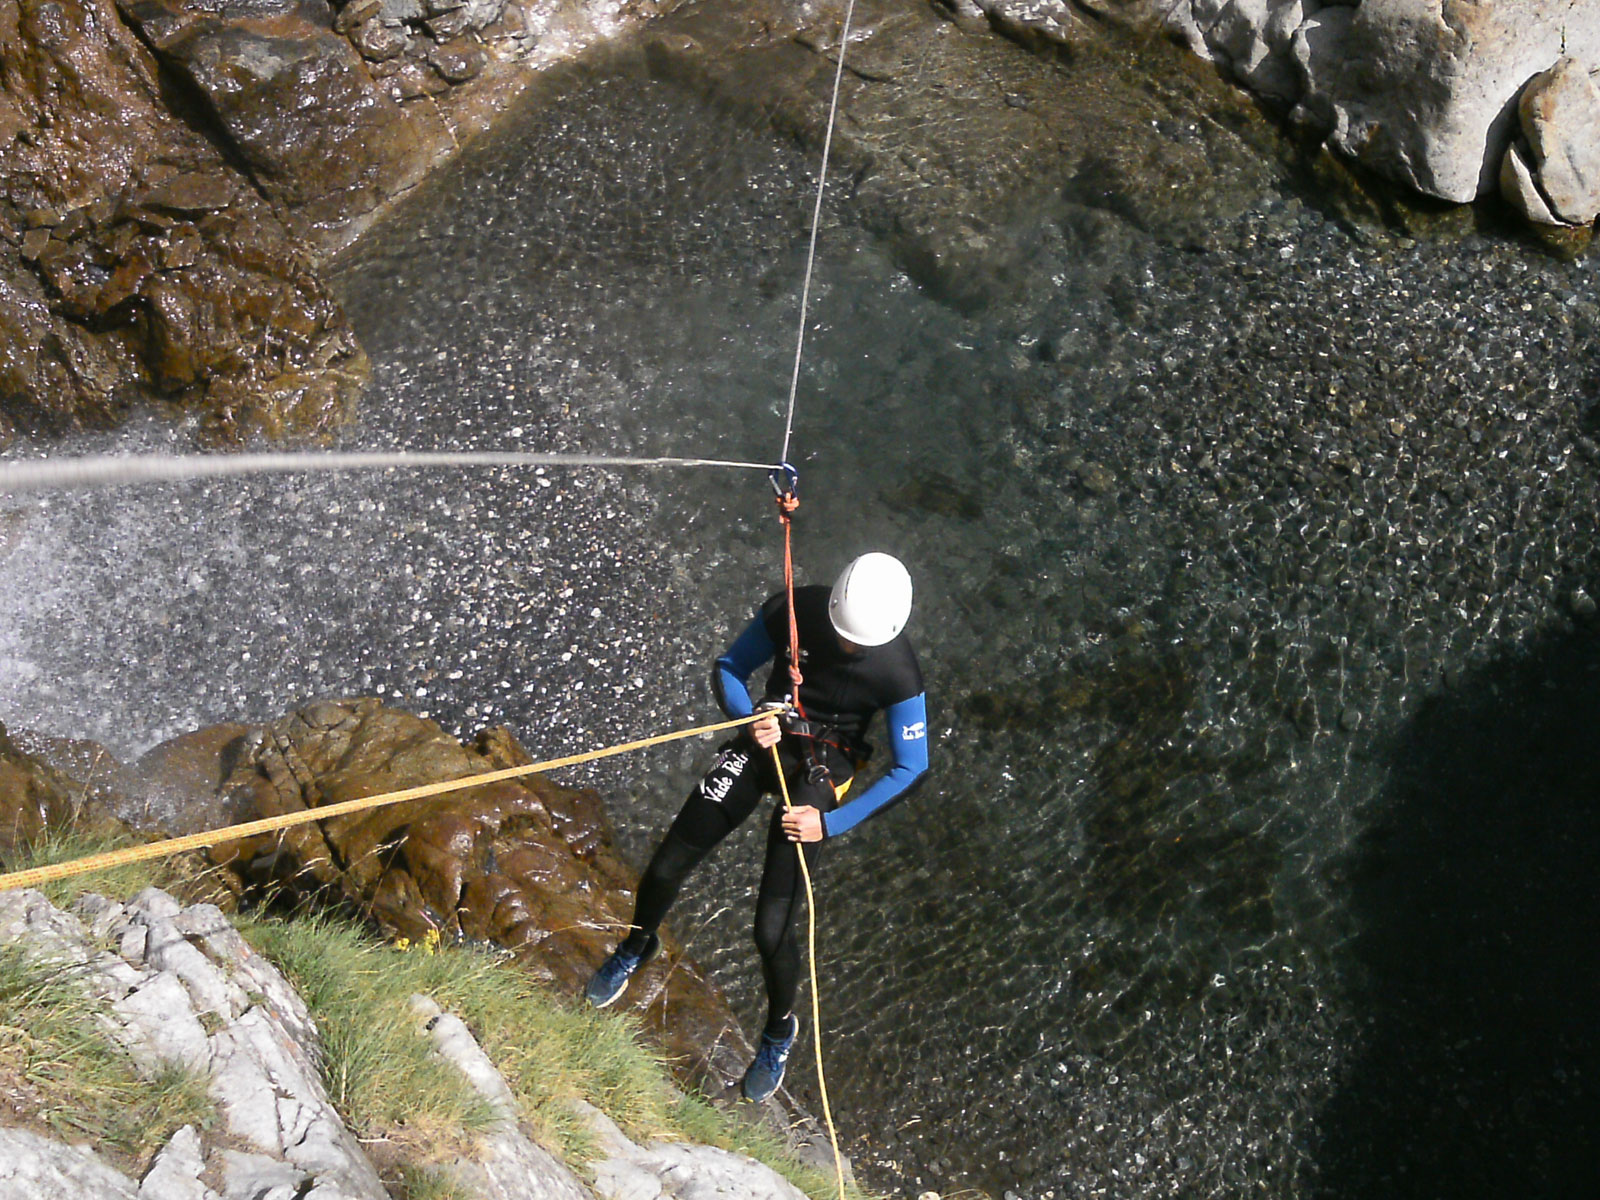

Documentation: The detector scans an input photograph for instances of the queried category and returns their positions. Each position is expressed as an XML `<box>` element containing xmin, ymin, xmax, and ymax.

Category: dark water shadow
<box><xmin>1313</xmin><ymin>624</ymin><xmax>1600</xmax><ymax>1199</ymax></box>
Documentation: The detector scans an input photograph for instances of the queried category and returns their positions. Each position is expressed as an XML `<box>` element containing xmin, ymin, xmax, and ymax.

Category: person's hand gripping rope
<box><xmin>752</xmin><ymin>699</ymin><xmax>825</xmax><ymax>844</ymax></box>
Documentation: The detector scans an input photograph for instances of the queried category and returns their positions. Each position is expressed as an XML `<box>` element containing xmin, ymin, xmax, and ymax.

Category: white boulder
<box><xmin>1508</xmin><ymin>56</ymin><xmax>1600</xmax><ymax>223</ymax></box>
<box><xmin>1500</xmin><ymin>139</ymin><xmax>1562</xmax><ymax>225</ymax></box>
<box><xmin>580</xmin><ymin>1102</ymin><xmax>814</xmax><ymax>1200</ymax></box>
<box><xmin>964</xmin><ymin>0</ymin><xmax>1600</xmax><ymax>222</ymax></box>
<box><xmin>0</xmin><ymin>1128</ymin><xmax>142</xmax><ymax>1200</ymax></box>
<box><xmin>1290</xmin><ymin>0</ymin><xmax>1600</xmax><ymax>203</ymax></box>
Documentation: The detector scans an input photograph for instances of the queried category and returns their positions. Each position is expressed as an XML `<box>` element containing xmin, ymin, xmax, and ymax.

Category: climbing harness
<box><xmin>0</xmin><ymin>711</ymin><xmax>767</xmax><ymax>893</ymax></box>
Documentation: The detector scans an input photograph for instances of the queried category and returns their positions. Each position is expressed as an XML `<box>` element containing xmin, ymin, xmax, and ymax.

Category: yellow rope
<box><xmin>770</xmin><ymin>743</ymin><xmax>848</xmax><ymax>1200</ymax></box>
<box><xmin>0</xmin><ymin>712</ymin><xmax>766</xmax><ymax>893</ymax></box>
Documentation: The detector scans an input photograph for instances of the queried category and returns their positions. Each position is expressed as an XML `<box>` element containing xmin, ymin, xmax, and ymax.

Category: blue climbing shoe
<box><xmin>741</xmin><ymin>1014</ymin><xmax>799</xmax><ymax>1103</ymax></box>
<box><xmin>584</xmin><ymin>934</ymin><xmax>659</xmax><ymax>1009</ymax></box>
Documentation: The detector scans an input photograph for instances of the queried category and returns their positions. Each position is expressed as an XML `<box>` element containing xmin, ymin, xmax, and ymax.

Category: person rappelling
<box><xmin>584</xmin><ymin>548</ymin><xmax>931</xmax><ymax>1103</ymax></box>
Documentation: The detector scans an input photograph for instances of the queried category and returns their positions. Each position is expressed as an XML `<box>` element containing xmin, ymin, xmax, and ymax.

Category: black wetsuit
<box><xmin>620</xmin><ymin>585</ymin><xmax>929</xmax><ymax>1033</ymax></box>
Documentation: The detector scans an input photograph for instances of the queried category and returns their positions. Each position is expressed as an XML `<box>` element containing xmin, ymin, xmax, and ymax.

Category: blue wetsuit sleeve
<box><xmin>712</xmin><ymin>617</ymin><xmax>776</xmax><ymax>719</ymax></box>
<box><xmin>822</xmin><ymin>692</ymin><xmax>930</xmax><ymax>838</ymax></box>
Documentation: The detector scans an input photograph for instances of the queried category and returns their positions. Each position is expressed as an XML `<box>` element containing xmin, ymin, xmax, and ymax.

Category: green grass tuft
<box><xmin>239</xmin><ymin>913</ymin><xmax>881</xmax><ymax>1199</ymax></box>
<box><xmin>396</xmin><ymin>1162</ymin><xmax>478</xmax><ymax>1200</ymax></box>
<box><xmin>1</xmin><ymin>830</ymin><xmax>881</xmax><ymax>1197</ymax></box>
<box><xmin>238</xmin><ymin>913</ymin><xmax>499</xmax><ymax>1159</ymax></box>
<box><xmin>0</xmin><ymin>943</ymin><xmax>212</xmax><ymax>1161</ymax></box>
<box><xmin>0</xmin><ymin>826</ymin><xmax>178</xmax><ymax>908</ymax></box>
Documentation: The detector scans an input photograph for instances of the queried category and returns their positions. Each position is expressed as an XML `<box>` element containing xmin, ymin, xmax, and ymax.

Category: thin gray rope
<box><xmin>0</xmin><ymin>450</ymin><xmax>775</xmax><ymax>495</ymax></box>
<box><xmin>779</xmin><ymin>0</ymin><xmax>859</xmax><ymax>467</ymax></box>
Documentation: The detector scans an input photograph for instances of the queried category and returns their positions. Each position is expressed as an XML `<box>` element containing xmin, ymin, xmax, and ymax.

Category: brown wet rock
<box><xmin>118</xmin><ymin>0</ymin><xmax>444</xmax><ymax>243</ymax></box>
<box><xmin>0</xmin><ymin>721</ymin><xmax>80</xmax><ymax>853</ymax></box>
<box><xmin>428</xmin><ymin>39</ymin><xmax>486</xmax><ymax>83</ymax></box>
<box><xmin>206</xmin><ymin>698</ymin><xmax>764</xmax><ymax>1097</ymax></box>
<box><xmin>5</xmin><ymin>730</ymin><xmax>132</xmax><ymax>815</ymax></box>
<box><xmin>139</xmin><ymin>172</ymin><xmax>241</xmax><ymax>216</ymax></box>
<box><xmin>0</xmin><ymin>0</ymin><xmax>368</xmax><ymax>437</ymax></box>
<box><xmin>0</xmin><ymin>722</ymin><xmax>239</xmax><ymax>909</ymax></box>
<box><xmin>0</xmin><ymin>0</ymin><xmax>813</xmax><ymax>438</ymax></box>
<box><xmin>350</xmin><ymin>16</ymin><xmax>405</xmax><ymax>60</ymax></box>
<box><xmin>127</xmin><ymin>721</ymin><xmax>256</xmax><ymax>834</ymax></box>
<box><xmin>0</xmin><ymin>249</ymin><xmax>130</xmax><ymax>430</ymax></box>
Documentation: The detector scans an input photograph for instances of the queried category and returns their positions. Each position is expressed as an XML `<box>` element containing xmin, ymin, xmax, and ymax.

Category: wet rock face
<box><xmin>0</xmin><ymin>0</ymin><xmax>369</xmax><ymax>438</ymax></box>
<box><xmin>118</xmin><ymin>0</ymin><xmax>444</xmax><ymax>241</ymax></box>
<box><xmin>208</xmin><ymin>698</ymin><xmax>757</xmax><ymax>1091</ymax></box>
<box><xmin>0</xmin><ymin>0</ymin><xmax>654</xmax><ymax>433</ymax></box>
<box><xmin>0</xmin><ymin>721</ymin><xmax>75</xmax><ymax>854</ymax></box>
<box><xmin>126</xmin><ymin>722</ymin><xmax>255</xmax><ymax>834</ymax></box>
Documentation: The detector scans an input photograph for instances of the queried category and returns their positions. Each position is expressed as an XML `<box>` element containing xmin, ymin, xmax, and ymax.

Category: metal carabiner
<box><xmin>769</xmin><ymin>461</ymin><xmax>800</xmax><ymax>507</ymax></box>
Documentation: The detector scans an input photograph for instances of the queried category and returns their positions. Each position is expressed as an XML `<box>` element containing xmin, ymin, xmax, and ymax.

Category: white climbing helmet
<box><xmin>828</xmin><ymin>552</ymin><xmax>913</xmax><ymax>647</ymax></box>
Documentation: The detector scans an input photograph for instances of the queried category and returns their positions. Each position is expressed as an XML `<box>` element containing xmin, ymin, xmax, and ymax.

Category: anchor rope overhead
<box><xmin>0</xmin><ymin>712</ymin><xmax>767</xmax><ymax>893</ymax></box>
<box><xmin>779</xmin><ymin>0</ymin><xmax>859</xmax><ymax>467</ymax></box>
<box><xmin>0</xmin><ymin>450</ymin><xmax>776</xmax><ymax>497</ymax></box>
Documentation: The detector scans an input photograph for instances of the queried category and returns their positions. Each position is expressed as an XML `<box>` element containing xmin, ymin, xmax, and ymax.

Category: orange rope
<box><xmin>777</xmin><ymin>497</ymin><xmax>808</xmax><ymax>717</ymax></box>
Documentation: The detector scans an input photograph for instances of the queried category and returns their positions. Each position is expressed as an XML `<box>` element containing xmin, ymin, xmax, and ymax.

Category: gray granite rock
<box><xmin>208</xmin><ymin>1004</ymin><xmax>387</xmax><ymax>1199</ymax></box>
<box><xmin>138</xmin><ymin>1126</ymin><xmax>219</xmax><ymax>1200</ymax></box>
<box><xmin>112</xmin><ymin>968</ymin><xmax>214</xmax><ymax>1070</ymax></box>
<box><xmin>0</xmin><ymin>1127</ymin><xmax>141</xmax><ymax>1200</ymax></box>
<box><xmin>1513</xmin><ymin>57</ymin><xmax>1600</xmax><ymax>224</ymax></box>
<box><xmin>409</xmin><ymin>993</ymin><xmax>592</xmax><ymax>1200</ymax></box>
<box><xmin>217</xmin><ymin>1150</ymin><xmax>312</xmax><ymax>1200</ymax></box>
<box><xmin>580</xmin><ymin>1101</ymin><xmax>813</xmax><ymax>1200</ymax></box>
<box><xmin>966</xmin><ymin>0</ymin><xmax>1600</xmax><ymax>221</ymax></box>
<box><xmin>0</xmin><ymin>888</ymin><xmax>387</xmax><ymax>1200</ymax></box>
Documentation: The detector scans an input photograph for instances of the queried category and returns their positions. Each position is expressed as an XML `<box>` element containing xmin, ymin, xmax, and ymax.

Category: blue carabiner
<box><xmin>769</xmin><ymin>461</ymin><xmax>799</xmax><ymax>503</ymax></box>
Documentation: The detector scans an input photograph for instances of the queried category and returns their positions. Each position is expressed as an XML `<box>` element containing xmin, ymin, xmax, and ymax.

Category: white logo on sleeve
<box><xmin>900</xmin><ymin>720</ymin><xmax>926</xmax><ymax>741</ymax></box>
